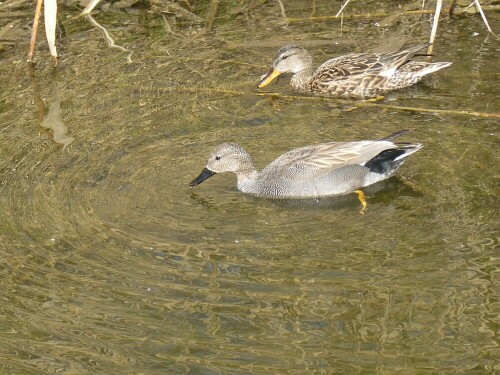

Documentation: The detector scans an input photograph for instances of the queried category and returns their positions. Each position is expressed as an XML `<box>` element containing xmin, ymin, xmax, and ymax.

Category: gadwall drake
<box><xmin>257</xmin><ymin>44</ymin><xmax>452</xmax><ymax>97</ymax></box>
<box><xmin>190</xmin><ymin>130</ymin><xmax>422</xmax><ymax>206</ymax></box>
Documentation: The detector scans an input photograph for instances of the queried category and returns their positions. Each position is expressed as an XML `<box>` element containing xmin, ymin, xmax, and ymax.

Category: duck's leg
<box><xmin>354</xmin><ymin>190</ymin><xmax>367</xmax><ymax>213</ymax></box>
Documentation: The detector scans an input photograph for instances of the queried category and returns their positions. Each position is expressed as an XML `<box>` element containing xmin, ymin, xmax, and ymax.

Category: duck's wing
<box><xmin>313</xmin><ymin>44</ymin><xmax>430</xmax><ymax>82</ymax></box>
<box><xmin>261</xmin><ymin>140</ymin><xmax>395</xmax><ymax>181</ymax></box>
<box><xmin>315</xmin><ymin>53</ymin><xmax>386</xmax><ymax>80</ymax></box>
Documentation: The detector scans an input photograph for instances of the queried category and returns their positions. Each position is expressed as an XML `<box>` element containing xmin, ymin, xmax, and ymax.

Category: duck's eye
<box><xmin>282</xmin><ymin>55</ymin><xmax>288</xmax><ymax>60</ymax></box>
<box><xmin>215</xmin><ymin>156</ymin><xmax>221</xmax><ymax>160</ymax></box>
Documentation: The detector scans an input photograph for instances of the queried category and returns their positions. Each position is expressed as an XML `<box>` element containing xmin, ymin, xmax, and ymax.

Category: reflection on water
<box><xmin>0</xmin><ymin>0</ymin><xmax>498</xmax><ymax>373</ymax></box>
<box><xmin>36</xmin><ymin>69</ymin><xmax>75</xmax><ymax>150</ymax></box>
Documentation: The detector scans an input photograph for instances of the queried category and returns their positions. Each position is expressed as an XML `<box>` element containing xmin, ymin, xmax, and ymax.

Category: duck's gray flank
<box><xmin>190</xmin><ymin>131</ymin><xmax>422</xmax><ymax>199</ymax></box>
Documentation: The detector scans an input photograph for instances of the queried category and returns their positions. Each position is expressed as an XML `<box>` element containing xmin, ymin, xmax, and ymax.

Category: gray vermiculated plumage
<box><xmin>257</xmin><ymin>44</ymin><xmax>452</xmax><ymax>97</ymax></box>
<box><xmin>190</xmin><ymin>131</ymin><xmax>422</xmax><ymax>198</ymax></box>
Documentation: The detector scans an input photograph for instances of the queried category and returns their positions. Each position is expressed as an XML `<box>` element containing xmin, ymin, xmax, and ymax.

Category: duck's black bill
<box><xmin>190</xmin><ymin>168</ymin><xmax>216</xmax><ymax>187</ymax></box>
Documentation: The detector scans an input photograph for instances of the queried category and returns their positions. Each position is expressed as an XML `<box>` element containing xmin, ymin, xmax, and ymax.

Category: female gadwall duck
<box><xmin>190</xmin><ymin>130</ymin><xmax>422</xmax><ymax>209</ymax></box>
<box><xmin>257</xmin><ymin>44</ymin><xmax>452</xmax><ymax>97</ymax></box>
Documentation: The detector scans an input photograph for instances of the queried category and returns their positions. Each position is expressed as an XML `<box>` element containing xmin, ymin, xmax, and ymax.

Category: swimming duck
<box><xmin>257</xmin><ymin>44</ymin><xmax>452</xmax><ymax>97</ymax></box>
<box><xmin>190</xmin><ymin>130</ymin><xmax>422</xmax><ymax>209</ymax></box>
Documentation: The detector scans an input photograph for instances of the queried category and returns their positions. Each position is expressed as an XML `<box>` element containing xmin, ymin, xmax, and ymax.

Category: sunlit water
<box><xmin>0</xmin><ymin>1</ymin><xmax>498</xmax><ymax>373</ymax></box>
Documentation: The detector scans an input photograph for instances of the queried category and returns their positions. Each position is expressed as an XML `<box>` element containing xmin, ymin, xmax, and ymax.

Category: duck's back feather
<box><xmin>259</xmin><ymin>140</ymin><xmax>396</xmax><ymax>182</ymax></box>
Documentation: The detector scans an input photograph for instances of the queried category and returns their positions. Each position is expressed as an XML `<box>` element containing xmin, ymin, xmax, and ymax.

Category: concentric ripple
<box><xmin>0</xmin><ymin>3</ymin><xmax>498</xmax><ymax>373</ymax></box>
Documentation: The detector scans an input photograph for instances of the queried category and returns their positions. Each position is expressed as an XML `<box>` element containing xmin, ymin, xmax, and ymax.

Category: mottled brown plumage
<box><xmin>258</xmin><ymin>44</ymin><xmax>452</xmax><ymax>97</ymax></box>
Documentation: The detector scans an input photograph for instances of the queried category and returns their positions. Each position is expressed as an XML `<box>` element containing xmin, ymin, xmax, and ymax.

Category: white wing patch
<box><xmin>379</xmin><ymin>66</ymin><xmax>397</xmax><ymax>78</ymax></box>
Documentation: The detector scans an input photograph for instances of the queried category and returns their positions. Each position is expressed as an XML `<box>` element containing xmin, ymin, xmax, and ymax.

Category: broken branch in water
<box><xmin>335</xmin><ymin>0</ymin><xmax>351</xmax><ymax>18</ymax></box>
<box><xmin>353</xmin><ymin>101</ymin><xmax>500</xmax><ymax>119</ymax></box>
<box><xmin>285</xmin><ymin>9</ymin><xmax>435</xmax><ymax>23</ymax></box>
<box><xmin>28</xmin><ymin>0</ymin><xmax>57</xmax><ymax>64</ymax></box>
<box><xmin>204</xmin><ymin>0</ymin><xmax>218</xmax><ymax>30</ymax></box>
<box><xmin>468</xmin><ymin>0</ymin><xmax>497</xmax><ymax>37</ymax></box>
<box><xmin>82</xmin><ymin>0</ymin><xmax>102</xmax><ymax>15</ymax></box>
<box><xmin>86</xmin><ymin>14</ymin><xmax>133</xmax><ymax>63</ymax></box>
<box><xmin>44</xmin><ymin>0</ymin><xmax>58</xmax><ymax>64</ymax></box>
<box><xmin>427</xmin><ymin>0</ymin><xmax>443</xmax><ymax>55</ymax></box>
<box><xmin>146</xmin><ymin>85</ymin><xmax>499</xmax><ymax>119</ymax></box>
<box><xmin>255</xmin><ymin>91</ymin><xmax>498</xmax><ymax>119</ymax></box>
<box><xmin>28</xmin><ymin>0</ymin><xmax>43</xmax><ymax>62</ymax></box>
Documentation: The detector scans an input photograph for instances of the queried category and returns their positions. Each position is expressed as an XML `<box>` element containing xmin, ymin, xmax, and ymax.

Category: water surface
<box><xmin>0</xmin><ymin>1</ymin><xmax>498</xmax><ymax>373</ymax></box>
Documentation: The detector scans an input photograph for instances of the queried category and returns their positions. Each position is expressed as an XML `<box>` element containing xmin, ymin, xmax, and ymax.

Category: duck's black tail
<box><xmin>366</xmin><ymin>143</ymin><xmax>422</xmax><ymax>176</ymax></box>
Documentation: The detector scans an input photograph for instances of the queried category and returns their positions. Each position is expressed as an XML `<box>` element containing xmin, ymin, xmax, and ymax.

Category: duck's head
<box><xmin>257</xmin><ymin>45</ymin><xmax>312</xmax><ymax>88</ymax></box>
<box><xmin>190</xmin><ymin>143</ymin><xmax>253</xmax><ymax>187</ymax></box>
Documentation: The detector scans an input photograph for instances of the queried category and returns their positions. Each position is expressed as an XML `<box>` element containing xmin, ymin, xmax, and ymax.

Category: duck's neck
<box><xmin>290</xmin><ymin>67</ymin><xmax>314</xmax><ymax>91</ymax></box>
<box><xmin>236</xmin><ymin>168</ymin><xmax>259</xmax><ymax>194</ymax></box>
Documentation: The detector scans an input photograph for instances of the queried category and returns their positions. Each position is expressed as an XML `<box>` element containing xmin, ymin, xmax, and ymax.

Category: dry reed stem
<box><xmin>354</xmin><ymin>101</ymin><xmax>500</xmax><ymax>119</ymax></box>
<box><xmin>256</xmin><ymin>93</ymin><xmax>499</xmax><ymax>119</ymax></box>
<box><xmin>449</xmin><ymin>0</ymin><xmax>458</xmax><ymax>15</ymax></box>
<box><xmin>285</xmin><ymin>9</ymin><xmax>435</xmax><ymax>23</ymax></box>
<box><xmin>335</xmin><ymin>0</ymin><xmax>351</xmax><ymax>18</ymax></box>
<box><xmin>44</xmin><ymin>0</ymin><xmax>57</xmax><ymax>64</ymax></box>
<box><xmin>162</xmin><ymin>15</ymin><xmax>184</xmax><ymax>37</ymax></box>
<box><xmin>28</xmin><ymin>0</ymin><xmax>44</xmax><ymax>62</ymax></box>
<box><xmin>82</xmin><ymin>0</ymin><xmax>102</xmax><ymax>15</ymax></box>
<box><xmin>471</xmin><ymin>0</ymin><xmax>497</xmax><ymax>36</ymax></box>
<box><xmin>86</xmin><ymin>15</ymin><xmax>133</xmax><ymax>63</ymax></box>
<box><xmin>277</xmin><ymin>0</ymin><xmax>287</xmax><ymax>19</ymax></box>
<box><xmin>427</xmin><ymin>0</ymin><xmax>443</xmax><ymax>55</ymax></box>
<box><xmin>153</xmin><ymin>85</ymin><xmax>499</xmax><ymax>119</ymax></box>
<box><xmin>204</xmin><ymin>0</ymin><xmax>218</xmax><ymax>30</ymax></box>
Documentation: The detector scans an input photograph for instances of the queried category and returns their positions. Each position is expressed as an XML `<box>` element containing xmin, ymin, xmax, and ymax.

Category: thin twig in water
<box><xmin>310</xmin><ymin>0</ymin><xmax>316</xmax><ymax>17</ymax></box>
<box><xmin>204</xmin><ymin>0</ymin><xmax>218</xmax><ymax>30</ymax></box>
<box><xmin>277</xmin><ymin>0</ymin><xmax>287</xmax><ymax>19</ymax></box>
<box><xmin>256</xmin><ymin>92</ymin><xmax>498</xmax><ymax>118</ymax></box>
<box><xmin>418</xmin><ymin>0</ymin><xmax>425</xmax><ymax>20</ymax></box>
<box><xmin>82</xmin><ymin>0</ymin><xmax>102</xmax><ymax>15</ymax></box>
<box><xmin>340</xmin><ymin>12</ymin><xmax>343</xmax><ymax>35</ymax></box>
<box><xmin>427</xmin><ymin>0</ymin><xmax>442</xmax><ymax>55</ymax></box>
<box><xmin>86</xmin><ymin>15</ymin><xmax>133</xmax><ymax>63</ymax></box>
<box><xmin>286</xmin><ymin>10</ymin><xmax>435</xmax><ymax>23</ymax></box>
<box><xmin>156</xmin><ymin>85</ymin><xmax>499</xmax><ymax>119</ymax></box>
<box><xmin>28</xmin><ymin>0</ymin><xmax>43</xmax><ymax>62</ymax></box>
<box><xmin>44</xmin><ymin>0</ymin><xmax>57</xmax><ymax>64</ymax></box>
<box><xmin>335</xmin><ymin>0</ymin><xmax>351</xmax><ymax>18</ymax></box>
<box><xmin>354</xmin><ymin>101</ymin><xmax>499</xmax><ymax>119</ymax></box>
<box><xmin>162</xmin><ymin>15</ymin><xmax>184</xmax><ymax>37</ymax></box>
<box><xmin>472</xmin><ymin>0</ymin><xmax>497</xmax><ymax>36</ymax></box>
<box><xmin>449</xmin><ymin>0</ymin><xmax>458</xmax><ymax>15</ymax></box>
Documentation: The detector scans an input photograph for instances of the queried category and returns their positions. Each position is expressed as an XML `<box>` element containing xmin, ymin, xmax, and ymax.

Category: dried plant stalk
<box><xmin>82</xmin><ymin>0</ymin><xmax>102</xmax><ymax>15</ymax></box>
<box><xmin>86</xmin><ymin>14</ymin><xmax>133</xmax><ymax>63</ymax></box>
<box><xmin>472</xmin><ymin>0</ymin><xmax>497</xmax><ymax>36</ymax></box>
<box><xmin>335</xmin><ymin>0</ymin><xmax>351</xmax><ymax>18</ymax></box>
<box><xmin>427</xmin><ymin>0</ymin><xmax>443</xmax><ymax>55</ymax></box>
<box><xmin>204</xmin><ymin>0</ymin><xmax>218</xmax><ymax>30</ymax></box>
<box><xmin>28</xmin><ymin>0</ymin><xmax>44</xmax><ymax>62</ymax></box>
<box><xmin>44</xmin><ymin>0</ymin><xmax>57</xmax><ymax>63</ymax></box>
<box><xmin>152</xmin><ymin>86</ymin><xmax>499</xmax><ymax>119</ymax></box>
<box><xmin>285</xmin><ymin>9</ymin><xmax>434</xmax><ymax>23</ymax></box>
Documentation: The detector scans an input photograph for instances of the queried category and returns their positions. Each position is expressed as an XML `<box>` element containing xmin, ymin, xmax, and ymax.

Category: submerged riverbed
<box><xmin>0</xmin><ymin>0</ymin><xmax>498</xmax><ymax>373</ymax></box>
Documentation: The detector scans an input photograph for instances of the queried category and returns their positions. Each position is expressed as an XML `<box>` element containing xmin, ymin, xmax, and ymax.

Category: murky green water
<box><xmin>1</xmin><ymin>0</ymin><xmax>498</xmax><ymax>373</ymax></box>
